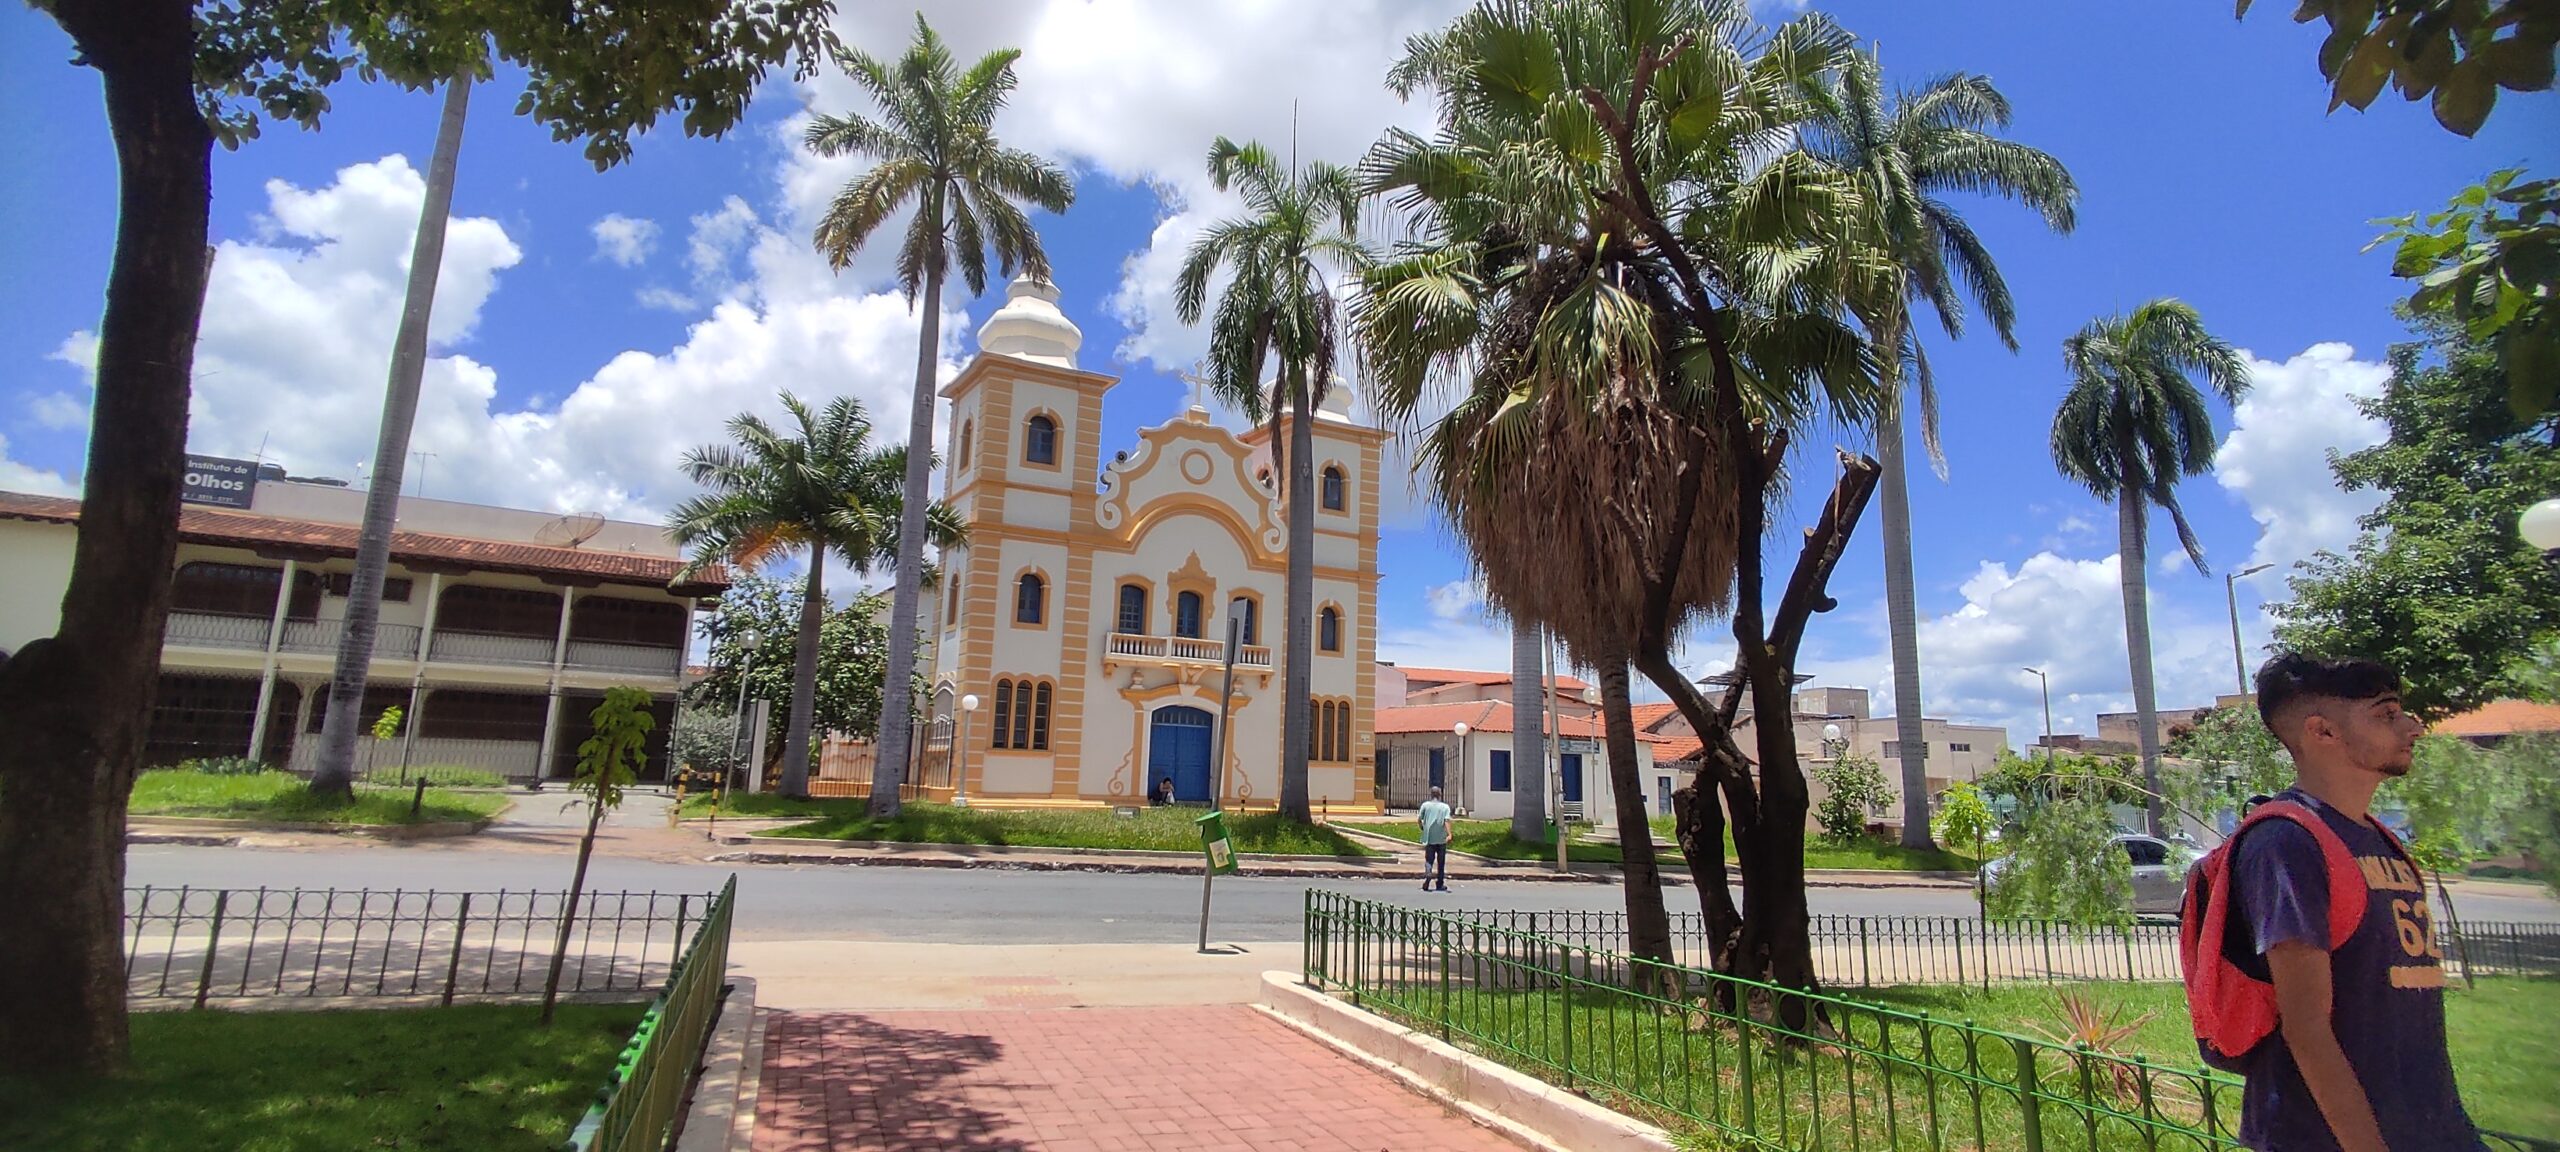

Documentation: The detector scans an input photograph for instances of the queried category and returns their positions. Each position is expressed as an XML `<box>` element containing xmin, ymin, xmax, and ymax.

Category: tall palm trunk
<box><xmin>1278</xmin><ymin>360</ymin><xmax>1314</xmax><ymax>822</ymax></box>
<box><xmin>870</xmin><ymin>262</ymin><xmax>943</xmax><ymax>817</ymax></box>
<box><xmin>781</xmin><ymin>553</ymin><xmax>825</xmax><ymax>800</ymax></box>
<box><xmin>312</xmin><ymin>71</ymin><xmax>473</xmax><ymax>799</ymax></box>
<box><xmin>1508</xmin><ymin>619</ymin><xmax>1546</xmax><ymax>842</ymax></box>
<box><xmin>0</xmin><ymin>0</ymin><xmax>211</xmax><ymax>1074</ymax></box>
<box><xmin>2115</xmin><ymin>475</ymin><xmax>2167</xmax><ymax>836</ymax></box>
<box><xmin>1598</xmin><ymin>657</ymin><xmax>1674</xmax><ymax>975</ymax></box>
<box><xmin>1875</xmin><ymin>373</ymin><xmax>1935</xmax><ymax>848</ymax></box>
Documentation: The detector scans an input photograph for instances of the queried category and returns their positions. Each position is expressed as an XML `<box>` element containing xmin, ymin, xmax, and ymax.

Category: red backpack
<box><xmin>2178</xmin><ymin>799</ymin><xmax>2403</xmax><ymax>1071</ymax></box>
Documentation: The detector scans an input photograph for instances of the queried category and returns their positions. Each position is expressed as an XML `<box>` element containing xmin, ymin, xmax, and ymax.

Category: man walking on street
<box><xmin>2223</xmin><ymin>653</ymin><xmax>2482</xmax><ymax>1152</ymax></box>
<box><xmin>1418</xmin><ymin>786</ymin><xmax>1452</xmax><ymax>893</ymax></box>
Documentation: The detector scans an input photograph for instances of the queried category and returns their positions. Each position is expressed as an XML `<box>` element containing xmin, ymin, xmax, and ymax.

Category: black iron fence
<box><xmin>123</xmin><ymin>885</ymin><xmax>718</xmax><ymax>1005</ymax></box>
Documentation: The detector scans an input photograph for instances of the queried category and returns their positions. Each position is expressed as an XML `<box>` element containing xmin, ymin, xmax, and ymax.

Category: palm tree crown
<box><xmin>668</xmin><ymin>393</ymin><xmax>962</xmax><ymax>800</ymax></box>
<box><xmin>2051</xmin><ymin>298</ymin><xmax>2250</xmax><ymax>572</ymax></box>
<box><xmin>801</xmin><ymin>15</ymin><xmax>1071</xmax><ymax>817</ymax></box>
<box><xmin>804</xmin><ymin>15</ymin><xmax>1075</xmax><ymax>297</ymax></box>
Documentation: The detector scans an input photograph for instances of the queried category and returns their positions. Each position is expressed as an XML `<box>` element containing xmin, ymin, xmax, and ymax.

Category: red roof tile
<box><xmin>2431</xmin><ymin>699</ymin><xmax>2560</xmax><ymax>738</ymax></box>
<box><xmin>1373</xmin><ymin>700</ymin><xmax>1673</xmax><ymax>744</ymax></box>
<box><xmin>0</xmin><ymin>490</ymin><xmax>723</xmax><ymax>593</ymax></box>
<box><xmin>1393</xmin><ymin>665</ymin><xmax>1593</xmax><ymax>692</ymax></box>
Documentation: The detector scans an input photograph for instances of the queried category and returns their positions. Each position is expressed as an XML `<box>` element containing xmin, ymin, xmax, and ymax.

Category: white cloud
<box><xmin>48</xmin><ymin>155</ymin><xmax>960</xmax><ymax>525</ymax></box>
<box><xmin>1379</xmin><ymin>575</ymin><xmax>1510</xmax><ymax>672</ymax></box>
<box><xmin>2215</xmin><ymin>342</ymin><xmax>2390</xmax><ymax>573</ymax></box>
<box><xmin>0</xmin><ymin>433</ymin><xmax>76</xmax><ymax>497</ymax></box>
<box><xmin>28</xmin><ymin>391</ymin><xmax>88</xmax><ymax>431</ymax></box>
<box><xmin>590</xmin><ymin>213</ymin><xmax>661</xmax><ymax>267</ymax></box>
<box><xmin>1802</xmin><ymin>550</ymin><xmax>2236</xmax><ymax>749</ymax></box>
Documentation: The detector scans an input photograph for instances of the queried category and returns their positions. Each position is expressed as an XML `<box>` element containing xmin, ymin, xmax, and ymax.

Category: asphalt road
<box><xmin>124</xmin><ymin>842</ymin><xmax>2560</xmax><ymax>946</ymax></box>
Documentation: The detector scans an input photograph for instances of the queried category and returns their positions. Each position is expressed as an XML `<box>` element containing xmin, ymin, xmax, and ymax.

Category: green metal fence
<box><xmin>1301</xmin><ymin>891</ymin><xmax>2555</xmax><ymax>1152</ymax></box>
<box><xmin>562</xmin><ymin>874</ymin><xmax>737</xmax><ymax>1152</ymax></box>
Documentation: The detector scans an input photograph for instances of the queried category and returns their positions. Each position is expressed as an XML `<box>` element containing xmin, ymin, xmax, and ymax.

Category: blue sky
<box><xmin>1</xmin><ymin>1</ymin><xmax>2551</xmax><ymax>746</ymax></box>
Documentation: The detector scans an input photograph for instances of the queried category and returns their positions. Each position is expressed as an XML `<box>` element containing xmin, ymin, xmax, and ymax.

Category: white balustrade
<box><xmin>162</xmin><ymin>612</ymin><xmax>268</xmax><ymax>650</ymax></box>
<box><xmin>428</xmin><ymin>629</ymin><xmax>558</xmax><ymax>667</ymax></box>
<box><xmin>563</xmin><ymin>638</ymin><xmax>684</xmax><ymax>677</ymax></box>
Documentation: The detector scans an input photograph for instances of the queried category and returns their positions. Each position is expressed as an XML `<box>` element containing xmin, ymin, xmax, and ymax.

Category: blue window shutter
<box><xmin>1489</xmin><ymin>750</ymin><xmax>1512</xmax><ymax>792</ymax></box>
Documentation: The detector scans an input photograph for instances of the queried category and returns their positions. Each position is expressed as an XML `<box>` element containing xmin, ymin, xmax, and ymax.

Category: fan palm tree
<box><xmin>803</xmin><ymin>15</ymin><xmax>1073</xmax><ymax>818</ymax></box>
<box><xmin>2049</xmin><ymin>300</ymin><xmax>2248</xmax><ymax>836</ymax></box>
<box><xmin>1172</xmin><ymin>137</ymin><xmax>1367</xmax><ymax>824</ymax></box>
<box><xmin>1359</xmin><ymin>0</ymin><xmax>1881</xmax><ymax>984</ymax></box>
<box><xmin>1508</xmin><ymin>619</ymin><xmax>1546</xmax><ymax>844</ymax></box>
<box><xmin>1801</xmin><ymin>51</ymin><xmax>2077</xmax><ymax>848</ymax></box>
<box><xmin>669</xmin><ymin>393</ymin><xmax>964</xmax><ymax>801</ymax></box>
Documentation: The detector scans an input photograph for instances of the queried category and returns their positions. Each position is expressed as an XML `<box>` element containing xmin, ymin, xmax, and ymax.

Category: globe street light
<box><xmin>1452</xmin><ymin>720</ymin><xmax>1472</xmax><ymax>816</ymax></box>
<box><xmin>1821</xmin><ymin>722</ymin><xmax>1845</xmax><ymax>759</ymax></box>
<box><xmin>2225</xmin><ymin>563</ymin><xmax>2272</xmax><ymax>696</ymax></box>
<box><xmin>2523</xmin><ymin>498</ymin><xmax>2560</xmax><ymax>559</ymax></box>
<box><xmin>954</xmin><ymin>692</ymin><xmax>981</xmax><ymax>808</ymax></box>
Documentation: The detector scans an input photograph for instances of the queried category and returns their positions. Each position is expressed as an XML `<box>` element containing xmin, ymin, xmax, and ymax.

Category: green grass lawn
<box><xmin>687</xmin><ymin>794</ymin><xmax>1382</xmax><ymax>856</ymax></box>
<box><xmin>129</xmin><ymin>770</ymin><xmax>510</xmax><ymax>826</ymax></box>
<box><xmin>1363</xmin><ymin>818</ymin><xmax>1975</xmax><ymax>872</ymax></box>
<box><xmin>0</xmin><ymin>1002</ymin><xmax>645</xmax><ymax>1151</ymax></box>
<box><xmin>1863</xmin><ymin>977</ymin><xmax>2558</xmax><ymax>1139</ymax></box>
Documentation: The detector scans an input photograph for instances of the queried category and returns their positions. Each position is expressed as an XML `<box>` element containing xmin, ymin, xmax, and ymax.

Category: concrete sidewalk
<box><xmin>737</xmin><ymin>940</ymin><xmax>1299</xmax><ymax>1012</ymax></box>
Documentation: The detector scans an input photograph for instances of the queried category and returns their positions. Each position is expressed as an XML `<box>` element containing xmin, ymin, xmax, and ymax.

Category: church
<box><xmin>917</xmin><ymin>275</ymin><xmax>1386</xmax><ymax>812</ymax></box>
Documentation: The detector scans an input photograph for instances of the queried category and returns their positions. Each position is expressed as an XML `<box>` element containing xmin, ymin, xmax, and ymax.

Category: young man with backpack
<box><xmin>2181</xmin><ymin>653</ymin><xmax>2481</xmax><ymax>1152</ymax></box>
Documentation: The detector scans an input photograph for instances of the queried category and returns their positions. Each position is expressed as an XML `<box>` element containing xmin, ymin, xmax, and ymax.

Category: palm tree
<box><xmin>2049</xmin><ymin>300</ymin><xmax>2248</xmax><ymax>836</ymax></box>
<box><xmin>804</xmin><ymin>15</ymin><xmax>1073</xmax><ymax>818</ymax></box>
<box><xmin>1801</xmin><ymin>51</ymin><xmax>2077</xmax><ymax>848</ymax></box>
<box><xmin>1172</xmin><ymin>137</ymin><xmax>1366</xmax><ymax>824</ymax></box>
<box><xmin>1508</xmin><ymin>618</ymin><xmax>1546</xmax><ymax>844</ymax></box>
<box><xmin>668</xmin><ymin>393</ymin><xmax>963</xmax><ymax>800</ymax></box>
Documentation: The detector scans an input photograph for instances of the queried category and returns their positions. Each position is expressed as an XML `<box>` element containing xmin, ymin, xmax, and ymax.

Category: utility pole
<box><xmin>2224</xmin><ymin>563</ymin><xmax>2271</xmax><ymax>696</ymax></box>
<box><xmin>2023</xmin><ymin>666</ymin><xmax>2054</xmax><ymax>770</ymax></box>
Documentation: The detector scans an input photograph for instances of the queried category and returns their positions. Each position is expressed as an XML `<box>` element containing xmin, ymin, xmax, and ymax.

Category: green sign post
<box><xmin>1197</xmin><ymin>810</ymin><xmax>1239</xmax><ymax>876</ymax></box>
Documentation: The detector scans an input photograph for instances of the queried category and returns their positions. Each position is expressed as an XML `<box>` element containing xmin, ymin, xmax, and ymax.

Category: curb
<box><xmin>705</xmin><ymin>850</ymin><xmax>1413</xmax><ymax>880</ymax></box>
<box><xmin>674</xmin><ymin>976</ymin><xmax>760</xmax><ymax>1152</ymax></box>
<box><xmin>127</xmin><ymin>816</ymin><xmax>490</xmax><ymax>840</ymax></box>
<box><xmin>709</xmin><ymin>835</ymin><xmax>1378</xmax><ymax>864</ymax></box>
<box><xmin>1256</xmin><ymin>970</ymin><xmax>1675</xmax><ymax>1152</ymax></box>
<box><xmin>128</xmin><ymin>831</ymin><xmax>244</xmax><ymax>847</ymax></box>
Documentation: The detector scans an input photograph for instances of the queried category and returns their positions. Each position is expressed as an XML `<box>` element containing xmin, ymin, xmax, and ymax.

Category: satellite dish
<box><xmin>533</xmin><ymin>511</ymin><xmax>606</xmax><ymax>548</ymax></box>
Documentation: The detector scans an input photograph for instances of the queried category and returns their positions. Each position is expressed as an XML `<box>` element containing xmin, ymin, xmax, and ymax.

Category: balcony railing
<box><xmin>428</xmin><ymin>629</ymin><xmax>558</xmax><ymax>668</ymax></box>
<box><xmin>1103</xmin><ymin>632</ymin><xmax>1273</xmax><ymax>669</ymax></box>
<box><xmin>278</xmin><ymin>620</ymin><xmax>421</xmax><ymax>660</ymax></box>
<box><xmin>563</xmin><ymin>638</ymin><xmax>683</xmax><ymax>678</ymax></box>
<box><xmin>162</xmin><ymin>612</ymin><xmax>268</xmax><ymax>650</ymax></box>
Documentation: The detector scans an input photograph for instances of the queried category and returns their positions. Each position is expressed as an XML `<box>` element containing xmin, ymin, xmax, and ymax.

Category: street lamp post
<box><xmin>2022</xmin><ymin>666</ymin><xmax>2054</xmax><ymax>770</ymax></box>
<box><xmin>2225</xmin><ymin>563</ymin><xmax>2271</xmax><ymax>696</ymax></box>
<box><xmin>1452</xmin><ymin>721</ymin><xmax>1471</xmax><ymax>817</ymax></box>
<box><xmin>1821</xmin><ymin>722</ymin><xmax>1845</xmax><ymax>759</ymax></box>
<box><xmin>954</xmin><ymin>693</ymin><xmax>981</xmax><ymax>808</ymax></box>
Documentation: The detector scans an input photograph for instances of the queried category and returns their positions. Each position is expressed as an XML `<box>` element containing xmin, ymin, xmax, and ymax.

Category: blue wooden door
<box><xmin>1560</xmin><ymin>753</ymin><xmax>1584</xmax><ymax>802</ymax></box>
<box><xmin>1427</xmin><ymin>747</ymin><xmax>1445</xmax><ymax>788</ymax></box>
<box><xmin>1148</xmin><ymin>706</ymin><xmax>1214</xmax><ymax>802</ymax></box>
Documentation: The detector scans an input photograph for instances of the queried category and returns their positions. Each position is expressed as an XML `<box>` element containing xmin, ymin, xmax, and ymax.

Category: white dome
<box><xmin>1317</xmin><ymin>377</ymin><xmax>1357</xmax><ymax>422</ymax></box>
<box><xmin>975</xmin><ymin>274</ymin><xmax>1081</xmax><ymax>368</ymax></box>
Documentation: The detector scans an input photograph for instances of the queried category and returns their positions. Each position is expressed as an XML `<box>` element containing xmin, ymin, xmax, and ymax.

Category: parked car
<box><xmin>1981</xmin><ymin>834</ymin><xmax>2187</xmax><ymax>917</ymax></box>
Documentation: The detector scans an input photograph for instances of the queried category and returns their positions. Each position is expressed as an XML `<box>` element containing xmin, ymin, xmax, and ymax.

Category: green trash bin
<box><xmin>1196</xmin><ymin>811</ymin><xmax>1239</xmax><ymax>875</ymax></box>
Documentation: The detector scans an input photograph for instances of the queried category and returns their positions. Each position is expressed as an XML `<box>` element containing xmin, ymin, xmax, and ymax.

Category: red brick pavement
<box><xmin>753</xmin><ymin>1004</ymin><xmax>1523</xmax><ymax>1151</ymax></box>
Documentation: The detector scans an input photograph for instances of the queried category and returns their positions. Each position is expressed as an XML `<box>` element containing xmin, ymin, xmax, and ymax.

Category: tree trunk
<box><xmin>539</xmin><ymin>796</ymin><xmax>605</xmax><ymax>1026</ymax></box>
<box><xmin>312</xmin><ymin>71</ymin><xmax>473</xmax><ymax>800</ymax></box>
<box><xmin>1278</xmin><ymin>360</ymin><xmax>1315</xmax><ymax>823</ymax></box>
<box><xmin>1597</xmin><ymin>657</ymin><xmax>1675</xmax><ymax>977</ymax></box>
<box><xmin>1875</xmin><ymin>332</ymin><xmax>1935</xmax><ymax>848</ymax></box>
<box><xmin>780</xmin><ymin>554</ymin><xmax>825</xmax><ymax>800</ymax></box>
<box><xmin>0</xmin><ymin>0</ymin><xmax>211</xmax><ymax>1075</ymax></box>
<box><xmin>1509</xmin><ymin>618</ymin><xmax>1547</xmax><ymax>842</ymax></box>
<box><xmin>2117</xmin><ymin>479</ymin><xmax>2167</xmax><ymax>837</ymax></box>
<box><xmin>1669</xmin><ymin>781</ymin><xmax>1740</xmax><ymax>969</ymax></box>
<box><xmin>871</xmin><ymin>262</ymin><xmax>944</xmax><ymax>817</ymax></box>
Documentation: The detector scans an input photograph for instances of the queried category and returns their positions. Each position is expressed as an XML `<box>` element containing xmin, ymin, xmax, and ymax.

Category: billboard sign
<box><xmin>181</xmin><ymin>454</ymin><xmax>258</xmax><ymax>509</ymax></box>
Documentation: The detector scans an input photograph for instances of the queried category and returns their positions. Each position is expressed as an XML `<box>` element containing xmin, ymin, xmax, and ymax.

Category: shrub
<box><xmin>177</xmin><ymin>756</ymin><xmax>270</xmax><ymax>776</ymax></box>
<box><xmin>1811</xmin><ymin>753</ymin><xmax>1892</xmax><ymax>843</ymax></box>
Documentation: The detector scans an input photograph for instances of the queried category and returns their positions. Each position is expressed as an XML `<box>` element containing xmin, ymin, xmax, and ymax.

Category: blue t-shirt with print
<box><xmin>2228</xmin><ymin>789</ymin><xmax>2480</xmax><ymax>1152</ymax></box>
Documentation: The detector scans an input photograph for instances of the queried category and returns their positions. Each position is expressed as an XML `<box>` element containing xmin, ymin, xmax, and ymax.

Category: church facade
<box><xmin>921</xmin><ymin>276</ymin><xmax>1386</xmax><ymax>812</ymax></box>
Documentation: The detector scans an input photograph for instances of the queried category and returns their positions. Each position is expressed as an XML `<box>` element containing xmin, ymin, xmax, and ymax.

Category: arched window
<box><xmin>1316</xmin><ymin>701</ymin><xmax>1335</xmax><ymax>763</ymax></box>
<box><xmin>1116</xmin><ymin>583</ymin><xmax>1148</xmax><ymax>634</ymax></box>
<box><xmin>1319</xmin><ymin>606</ymin><xmax>1341</xmax><ymax>653</ymax></box>
<box><xmin>1321</xmin><ymin>465</ymin><xmax>1346</xmax><ymax>511</ymax></box>
<box><xmin>1024</xmin><ymin>414</ymin><xmax>1059</xmax><ymax>466</ymax></box>
<box><xmin>958</xmin><ymin>419</ymin><xmax>974</xmax><ymax>471</ymax></box>
<box><xmin>992</xmin><ymin>678</ymin><xmax>1014</xmax><ymax>749</ymax></box>
<box><xmin>1229</xmin><ymin>595</ymin><xmax>1258</xmax><ymax>646</ymax></box>
<box><xmin>1014</xmin><ymin>573</ymin><xmax>1045</xmax><ymax>625</ymax></box>
<box><xmin>1032</xmin><ymin>681</ymin><xmax>1052</xmax><ymax>751</ymax></box>
<box><xmin>1175</xmin><ymin>591</ymin><xmax>1204</xmax><ymax>639</ymax></box>
<box><xmin>946</xmin><ymin>573</ymin><xmax>962</xmax><ymax>625</ymax></box>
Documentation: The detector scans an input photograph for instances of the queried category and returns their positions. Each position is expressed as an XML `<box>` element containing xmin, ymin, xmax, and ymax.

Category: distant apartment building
<box><xmin>1641</xmin><ymin>684</ymin><xmax>2009</xmax><ymax>833</ymax></box>
<box><xmin>0</xmin><ymin>474</ymin><xmax>723</xmax><ymax>781</ymax></box>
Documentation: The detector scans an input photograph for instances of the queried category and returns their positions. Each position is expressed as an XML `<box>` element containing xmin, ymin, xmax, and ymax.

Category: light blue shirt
<box><xmin>1418</xmin><ymin>799</ymin><xmax>1453</xmax><ymax>846</ymax></box>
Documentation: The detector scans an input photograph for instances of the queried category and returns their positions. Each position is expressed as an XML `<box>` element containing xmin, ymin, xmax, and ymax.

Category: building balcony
<box><xmin>162</xmin><ymin>612</ymin><xmax>419</xmax><ymax>661</ymax></box>
<box><xmin>563</xmin><ymin>638</ymin><xmax>684</xmax><ymax>678</ymax></box>
<box><xmin>426</xmin><ymin>629</ymin><xmax>557</xmax><ymax>668</ymax></box>
<box><xmin>1102</xmin><ymin>631</ymin><xmax>1273</xmax><ymax>671</ymax></box>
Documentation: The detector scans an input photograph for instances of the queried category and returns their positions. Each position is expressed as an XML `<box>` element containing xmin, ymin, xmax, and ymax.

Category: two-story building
<box><xmin>0</xmin><ymin>478</ymin><xmax>721</xmax><ymax>781</ymax></box>
<box><xmin>914</xmin><ymin>274</ymin><xmax>1386</xmax><ymax>810</ymax></box>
